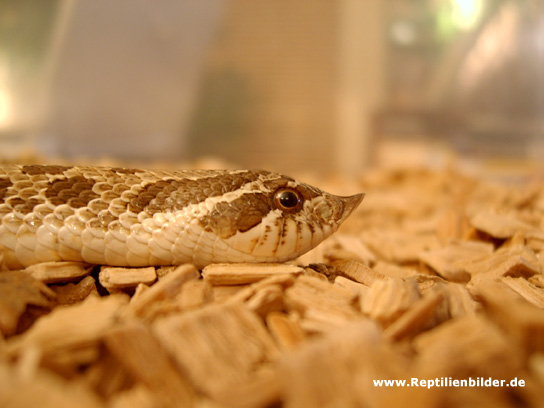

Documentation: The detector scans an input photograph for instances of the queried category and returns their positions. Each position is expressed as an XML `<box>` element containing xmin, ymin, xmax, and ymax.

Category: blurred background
<box><xmin>1</xmin><ymin>0</ymin><xmax>543</xmax><ymax>177</ymax></box>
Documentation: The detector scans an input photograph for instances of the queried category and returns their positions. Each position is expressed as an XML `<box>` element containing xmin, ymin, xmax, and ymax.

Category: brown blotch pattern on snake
<box><xmin>44</xmin><ymin>177</ymin><xmax>99</xmax><ymax>209</ymax></box>
<box><xmin>200</xmin><ymin>193</ymin><xmax>272</xmax><ymax>239</ymax></box>
<box><xmin>21</xmin><ymin>164</ymin><xmax>72</xmax><ymax>176</ymax></box>
<box><xmin>127</xmin><ymin>171</ymin><xmax>263</xmax><ymax>215</ymax></box>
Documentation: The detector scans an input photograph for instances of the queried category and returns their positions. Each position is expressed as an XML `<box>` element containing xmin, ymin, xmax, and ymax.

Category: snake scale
<box><xmin>0</xmin><ymin>164</ymin><xmax>364</xmax><ymax>269</ymax></box>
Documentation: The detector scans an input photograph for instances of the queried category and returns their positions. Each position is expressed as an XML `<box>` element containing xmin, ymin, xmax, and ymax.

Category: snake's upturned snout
<box><xmin>340</xmin><ymin>193</ymin><xmax>365</xmax><ymax>220</ymax></box>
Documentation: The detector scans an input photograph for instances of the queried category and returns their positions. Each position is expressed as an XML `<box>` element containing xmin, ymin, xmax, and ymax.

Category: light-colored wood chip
<box><xmin>0</xmin><ymin>271</ymin><xmax>55</xmax><ymax>336</ymax></box>
<box><xmin>103</xmin><ymin>322</ymin><xmax>195</xmax><ymax>405</ymax></box>
<box><xmin>266</xmin><ymin>312</ymin><xmax>305</xmax><ymax>349</ymax></box>
<box><xmin>50</xmin><ymin>276</ymin><xmax>98</xmax><ymax>305</ymax></box>
<box><xmin>435</xmin><ymin>206</ymin><xmax>471</xmax><ymax>243</ymax></box>
<box><xmin>284</xmin><ymin>275</ymin><xmax>359</xmax><ymax>320</ymax></box>
<box><xmin>419</xmin><ymin>240</ymin><xmax>493</xmax><ymax>282</ymax></box>
<box><xmin>301</xmin><ymin>267</ymin><xmax>329</xmax><ymax>281</ymax></box>
<box><xmin>25</xmin><ymin>261</ymin><xmax>92</xmax><ymax>284</ymax></box>
<box><xmin>212</xmin><ymin>284</ymin><xmax>249</xmax><ymax>302</ymax></box>
<box><xmin>155</xmin><ymin>265</ymin><xmax>178</xmax><ymax>278</ymax></box>
<box><xmin>372</xmin><ymin>261</ymin><xmax>420</xmax><ymax>279</ymax></box>
<box><xmin>304</xmin><ymin>263</ymin><xmax>338</xmax><ymax>281</ymax></box>
<box><xmin>363</xmin><ymin>230</ymin><xmax>441</xmax><ymax>263</ymax></box>
<box><xmin>324</xmin><ymin>234</ymin><xmax>377</xmax><ymax>264</ymax></box>
<box><xmin>529</xmin><ymin>273</ymin><xmax>544</xmax><ymax>289</ymax></box>
<box><xmin>361</xmin><ymin>277</ymin><xmax>420</xmax><ymax>326</ymax></box>
<box><xmin>471</xmin><ymin>280</ymin><xmax>544</xmax><ymax>354</ymax></box>
<box><xmin>414</xmin><ymin>315</ymin><xmax>524</xmax><ymax>381</ymax></box>
<box><xmin>245</xmin><ymin>284</ymin><xmax>284</xmax><ymax>317</ymax></box>
<box><xmin>334</xmin><ymin>259</ymin><xmax>387</xmax><ymax>286</ymax></box>
<box><xmin>99</xmin><ymin>266</ymin><xmax>156</xmax><ymax>291</ymax></box>
<box><xmin>152</xmin><ymin>301</ymin><xmax>278</xmax><ymax>396</ymax></box>
<box><xmin>526</xmin><ymin>236</ymin><xmax>544</xmax><ymax>254</ymax></box>
<box><xmin>279</xmin><ymin>319</ymin><xmax>399</xmax><ymax>408</ymax></box>
<box><xmin>202</xmin><ymin>263</ymin><xmax>303</xmax><ymax>285</ymax></box>
<box><xmin>0</xmin><ymin>360</ymin><xmax>103</xmax><ymax>408</ymax></box>
<box><xmin>177</xmin><ymin>279</ymin><xmax>213</xmax><ymax>310</ymax></box>
<box><xmin>470</xmin><ymin>210</ymin><xmax>542</xmax><ymax>239</ymax></box>
<box><xmin>501</xmin><ymin>276</ymin><xmax>544</xmax><ymax>308</ymax></box>
<box><xmin>108</xmin><ymin>385</ymin><xmax>157</xmax><ymax>408</ymax></box>
<box><xmin>7</xmin><ymin>295</ymin><xmax>128</xmax><ymax>374</ymax></box>
<box><xmin>299</xmin><ymin>308</ymin><xmax>357</xmax><ymax>334</ymax></box>
<box><xmin>126</xmin><ymin>264</ymin><xmax>199</xmax><ymax>320</ymax></box>
<box><xmin>442</xmin><ymin>282</ymin><xmax>479</xmax><ymax>317</ymax></box>
<box><xmin>465</xmin><ymin>242</ymin><xmax>541</xmax><ymax>281</ymax></box>
<box><xmin>384</xmin><ymin>291</ymin><xmax>444</xmax><ymax>341</ymax></box>
<box><xmin>333</xmin><ymin>275</ymin><xmax>369</xmax><ymax>298</ymax></box>
<box><xmin>210</xmin><ymin>368</ymin><xmax>282</xmax><ymax>408</ymax></box>
<box><xmin>230</xmin><ymin>274</ymin><xmax>296</xmax><ymax>303</ymax></box>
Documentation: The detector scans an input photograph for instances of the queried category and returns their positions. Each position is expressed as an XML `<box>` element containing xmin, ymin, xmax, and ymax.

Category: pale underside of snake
<box><xmin>0</xmin><ymin>164</ymin><xmax>364</xmax><ymax>269</ymax></box>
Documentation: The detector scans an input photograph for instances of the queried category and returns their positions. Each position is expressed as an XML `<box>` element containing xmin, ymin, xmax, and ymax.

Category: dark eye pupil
<box><xmin>279</xmin><ymin>191</ymin><xmax>299</xmax><ymax>208</ymax></box>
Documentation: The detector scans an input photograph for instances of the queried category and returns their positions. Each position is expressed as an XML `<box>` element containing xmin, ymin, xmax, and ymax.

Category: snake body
<box><xmin>0</xmin><ymin>164</ymin><xmax>363</xmax><ymax>269</ymax></box>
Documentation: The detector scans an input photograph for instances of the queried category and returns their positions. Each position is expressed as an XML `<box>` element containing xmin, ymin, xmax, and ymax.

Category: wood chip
<box><xmin>304</xmin><ymin>263</ymin><xmax>338</xmax><ymax>281</ymax></box>
<box><xmin>177</xmin><ymin>279</ymin><xmax>213</xmax><ymax>310</ymax></box>
<box><xmin>470</xmin><ymin>210</ymin><xmax>542</xmax><ymax>239</ymax></box>
<box><xmin>284</xmin><ymin>275</ymin><xmax>359</xmax><ymax>320</ymax></box>
<box><xmin>7</xmin><ymin>295</ymin><xmax>128</xmax><ymax>375</ymax></box>
<box><xmin>435</xmin><ymin>206</ymin><xmax>471</xmax><ymax>243</ymax></box>
<box><xmin>0</xmin><ymin>271</ymin><xmax>55</xmax><ymax>336</ymax></box>
<box><xmin>50</xmin><ymin>276</ymin><xmax>98</xmax><ymax>305</ymax></box>
<box><xmin>107</xmin><ymin>385</ymin><xmax>157</xmax><ymax>408</ymax></box>
<box><xmin>324</xmin><ymin>234</ymin><xmax>377</xmax><ymax>264</ymax></box>
<box><xmin>465</xmin><ymin>243</ymin><xmax>541</xmax><ymax>280</ymax></box>
<box><xmin>501</xmin><ymin>276</ymin><xmax>544</xmax><ymax>308</ymax></box>
<box><xmin>414</xmin><ymin>315</ymin><xmax>523</xmax><ymax>380</ymax></box>
<box><xmin>103</xmin><ymin>322</ymin><xmax>195</xmax><ymax>405</ymax></box>
<box><xmin>0</xmin><ymin>360</ymin><xmax>103</xmax><ymax>408</ymax></box>
<box><xmin>372</xmin><ymin>261</ymin><xmax>420</xmax><ymax>279</ymax></box>
<box><xmin>472</xmin><ymin>280</ymin><xmax>544</xmax><ymax>354</ymax></box>
<box><xmin>299</xmin><ymin>308</ymin><xmax>357</xmax><ymax>334</ymax></box>
<box><xmin>529</xmin><ymin>273</ymin><xmax>544</xmax><ymax>289</ymax></box>
<box><xmin>245</xmin><ymin>284</ymin><xmax>284</xmax><ymax>317</ymax></box>
<box><xmin>126</xmin><ymin>264</ymin><xmax>199</xmax><ymax>320</ymax></box>
<box><xmin>230</xmin><ymin>274</ymin><xmax>296</xmax><ymax>303</ymax></box>
<box><xmin>419</xmin><ymin>240</ymin><xmax>493</xmax><ymax>282</ymax></box>
<box><xmin>99</xmin><ymin>266</ymin><xmax>157</xmax><ymax>292</ymax></box>
<box><xmin>210</xmin><ymin>369</ymin><xmax>282</xmax><ymax>408</ymax></box>
<box><xmin>301</xmin><ymin>266</ymin><xmax>329</xmax><ymax>281</ymax></box>
<box><xmin>152</xmin><ymin>301</ymin><xmax>278</xmax><ymax>396</ymax></box>
<box><xmin>334</xmin><ymin>259</ymin><xmax>387</xmax><ymax>286</ymax></box>
<box><xmin>266</xmin><ymin>312</ymin><xmax>305</xmax><ymax>350</ymax></box>
<box><xmin>24</xmin><ymin>261</ymin><xmax>91</xmax><ymax>284</ymax></box>
<box><xmin>363</xmin><ymin>231</ymin><xmax>440</xmax><ymax>263</ymax></box>
<box><xmin>202</xmin><ymin>263</ymin><xmax>303</xmax><ymax>285</ymax></box>
<box><xmin>384</xmin><ymin>291</ymin><xmax>444</xmax><ymax>341</ymax></box>
<box><xmin>333</xmin><ymin>275</ymin><xmax>369</xmax><ymax>298</ymax></box>
<box><xmin>279</xmin><ymin>319</ymin><xmax>399</xmax><ymax>408</ymax></box>
<box><xmin>211</xmin><ymin>284</ymin><xmax>247</xmax><ymax>302</ymax></box>
<box><xmin>442</xmin><ymin>282</ymin><xmax>479</xmax><ymax>318</ymax></box>
<box><xmin>361</xmin><ymin>277</ymin><xmax>420</xmax><ymax>326</ymax></box>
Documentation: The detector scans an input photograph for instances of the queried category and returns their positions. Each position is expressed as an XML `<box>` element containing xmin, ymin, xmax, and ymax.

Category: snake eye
<box><xmin>273</xmin><ymin>188</ymin><xmax>303</xmax><ymax>212</ymax></box>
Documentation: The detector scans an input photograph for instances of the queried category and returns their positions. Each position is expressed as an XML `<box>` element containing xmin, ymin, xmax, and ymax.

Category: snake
<box><xmin>0</xmin><ymin>164</ymin><xmax>364</xmax><ymax>270</ymax></box>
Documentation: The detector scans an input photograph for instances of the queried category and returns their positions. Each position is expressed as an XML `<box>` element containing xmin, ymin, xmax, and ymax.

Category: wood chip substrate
<box><xmin>1</xmin><ymin>167</ymin><xmax>544</xmax><ymax>407</ymax></box>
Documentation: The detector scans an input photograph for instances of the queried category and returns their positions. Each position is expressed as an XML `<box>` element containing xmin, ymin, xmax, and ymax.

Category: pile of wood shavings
<box><xmin>1</xmin><ymin>167</ymin><xmax>544</xmax><ymax>408</ymax></box>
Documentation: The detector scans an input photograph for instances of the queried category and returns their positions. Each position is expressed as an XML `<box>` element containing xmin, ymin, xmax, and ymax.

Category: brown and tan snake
<box><xmin>0</xmin><ymin>164</ymin><xmax>364</xmax><ymax>269</ymax></box>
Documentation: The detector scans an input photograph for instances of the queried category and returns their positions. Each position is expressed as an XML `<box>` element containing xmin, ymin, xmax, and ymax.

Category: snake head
<box><xmin>197</xmin><ymin>171</ymin><xmax>364</xmax><ymax>265</ymax></box>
